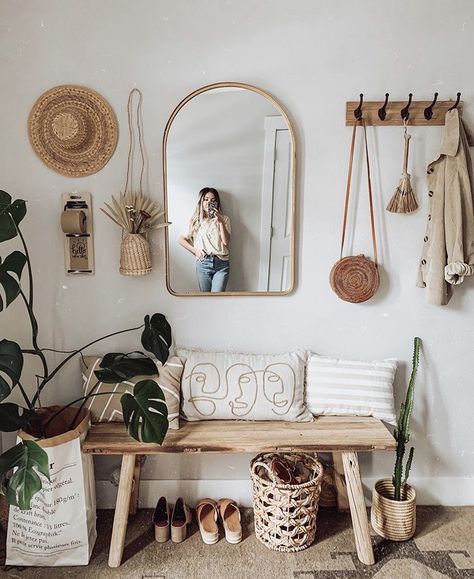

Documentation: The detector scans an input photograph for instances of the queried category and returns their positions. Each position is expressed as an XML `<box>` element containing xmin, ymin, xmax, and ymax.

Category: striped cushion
<box><xmin>305</xmin><ymin>354</ymin><xmax>397</xmax><ymax>425</ymax></box>
<box><xmin>80</xmin><ymin>356</ymin><xmax>184</xmax><ymax>429</ymax></box>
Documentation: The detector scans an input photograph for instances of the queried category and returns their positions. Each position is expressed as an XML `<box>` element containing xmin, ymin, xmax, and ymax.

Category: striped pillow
<box><xmin>80</xmin><ymin>356</ymin><xmax>184</xmax><ymax>429</ymax></box>
<box><xmin>305</xmin><ymin>354</ymin><xmax>397</xmax><ymax>425</ymax></box>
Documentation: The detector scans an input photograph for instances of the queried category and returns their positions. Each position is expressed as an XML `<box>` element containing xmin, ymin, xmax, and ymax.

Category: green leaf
<box><xmin>141</xmin><ymin>314</ymin><xmax>172</xmax><ymax>364</ymax></box>
<box><xmin>0</xmin><ymin>213</ymin><xmax>18</xmax><ymax>243</ymax></box>
<box><xmin>0</xmin><ymin>403</ymin><xmax>37</xmax><ymax>432</ymax></box>
<box><xmin>0</xmin><ymin>251</ymin><xmax>27</xmax><ymax>311</ymax></box>
<box><xmin>95</xmin><ymin>352</ymin><xmax>158</xmax><ymax>384</ymax></box>
<box><xmin>0</xmin><ymin>191</ymin><xmax>12</xmax><ymax>205</ymax></box>
<box><xmin>0</xmin><ymin>339</ymin><xmax>23</xmax><ymax>401</ymax></box>
<box><xmin>121</xmin><ymin>379</ymin><xmax>168</xmax><ymax>444</ymax></box>
<box><xmin>0</xmin><ymin>440</ymin><xmax>50</xmax><ymax>510</ymax></box>
<box><xmin>8</xmin><ymin>199</ymin><xmax>27</xmax><ymax>227</ymax></box>
<box><xmin>0</xmin><ymin>193</ymin><xmax>27</xmax><ymax>242</ymax></box>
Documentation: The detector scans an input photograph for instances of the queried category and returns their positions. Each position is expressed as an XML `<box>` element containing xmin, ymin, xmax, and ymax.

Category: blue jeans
<box><xmin>196</xmin><ymin>255</ymin><xmax>230</xmax><ymax>292</ymax></box>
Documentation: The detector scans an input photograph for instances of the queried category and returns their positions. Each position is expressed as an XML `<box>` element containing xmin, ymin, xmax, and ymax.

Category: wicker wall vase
<box><xmin>120</xmin><ymin>233</ymin><xmax>151</xmax><ymax>276</ymax></box>
<box><xmin>250</xmin><ymin>453</ymin><xmax>323</xmax><ymax>552</ymax></box>
<box><xmin>371</xmin><ymin>478</ymin><xmax>416</xmax><ymax>541</ymax></box>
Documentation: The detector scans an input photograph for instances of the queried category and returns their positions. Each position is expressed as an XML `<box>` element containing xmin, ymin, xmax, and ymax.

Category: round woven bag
<box><xmin>329</xmin><ymin>255</ymin><xmax>379</xmax><ymax>303</ymax></box>
<box><xmin>250</xmin><ymin>453</ymin><xmax>323</xmax><ymax>552</ymax></box>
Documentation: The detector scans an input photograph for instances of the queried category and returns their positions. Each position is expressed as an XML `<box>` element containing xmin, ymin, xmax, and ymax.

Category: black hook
<box><xmin>401</xmin><ymin>93</ymin><xmax>413</xmax><ymax>121</ymax></box>
<box><xmin>354</xmin><ymin>93</ymin><xmax>364</xmax><ymax>121</ymax></box>
<box><xmin>378</xmin><ymin>93</ymin><xmax>390</xmax><ymax>121</ymax></box>
<box><xmin>424</xmin><ymin>92</ymin><xmax>438</xmax><ymax>120</ymax></box>
<box><xmin>448</xmin><ymin>92</ymin><xmax>461</xmax><ymax>111</ymax></box>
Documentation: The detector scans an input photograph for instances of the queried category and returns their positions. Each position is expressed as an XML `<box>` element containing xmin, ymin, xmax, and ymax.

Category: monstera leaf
<box><xmin>0</xmin><ymin>440</ymin><xmax>49</xmax><ymax>510</ymax></box>
<box><xmin>94</xmin><ymin>352</ymin><xmax>158</xmax><ymax>383</ymax></box>
<box><xmin>121</xmin><ymin>379</ymin><xmax>168</xmax><ymax>444</ymax></box>
<box><xmin>0</xmin><ymin>339</ymin><xmax>23</xmax><ymax>401</ymax></box>
<box><xmin>0</xmin><ymin>403</ymin><xmax>37</xmax><ymax>432</ymax></box>
<box><xmin>0</xmin><ymin>191</ymin><xmax>26</xmax><ymax>243</ymax></box>
<box><xmin>141</xmin><ymin>314</ymin><xmax>172</xmax><ymax>364</ymax></box>
<box><xmin>0</xmin><ymin>251</ymin><xmax>27</xmax><ymax>311</ymax></box>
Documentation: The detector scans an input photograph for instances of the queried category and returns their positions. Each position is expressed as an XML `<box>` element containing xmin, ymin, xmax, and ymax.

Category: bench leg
<box><xmin>108</xmin><ymin>453</ymin><xmax>136</xmax><ymax>568</ymax></box>
<box><xmin>128</xmin><ymin>455</ymin><xmax>143</xmax><ymax>516</ymax></box>
<box><xmin>332</xmin><ymin>452</ymin><xmax>350</xmax><ymax>512</ymax></box>
<box><xmin>341</xmin><ymin>452</ymin><xmax>375</xmax><ymax>565</ymax></box>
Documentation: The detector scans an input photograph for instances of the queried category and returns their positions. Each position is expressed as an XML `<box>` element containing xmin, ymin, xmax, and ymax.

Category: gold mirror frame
<box><xmin>162</xmin><ymin>81</ymin><xmax>297</xmax><ymax>296</ymax></box>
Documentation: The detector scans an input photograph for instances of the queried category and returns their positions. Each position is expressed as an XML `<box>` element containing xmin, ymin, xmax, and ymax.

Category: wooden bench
<box><xmin>83</xmin><ymin>416</ymin><xmax>396</xmax><ymax>568</ymax></box>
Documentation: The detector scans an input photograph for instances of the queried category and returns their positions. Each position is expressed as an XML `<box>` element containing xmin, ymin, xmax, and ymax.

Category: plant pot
<box><xmin>6</xmin><ymin>406</ymin><xmax>97</xmax><ymax>566</ymax></box>
<box><xmin>120</xmin><ymin>232</ymin><xmax>151</xmax><ymax>276</ymax></box>
<box><xmin>371</xmin><ymin>478</ymin><xmax>416</xmax><ymax>541</ymax></box>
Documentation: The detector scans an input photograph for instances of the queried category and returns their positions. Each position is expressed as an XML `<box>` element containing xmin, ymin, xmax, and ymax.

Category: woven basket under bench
<box><xmin>250</xmin><ymin>452</ymin><xmax>323</xmax><ymax>552</ymax></box>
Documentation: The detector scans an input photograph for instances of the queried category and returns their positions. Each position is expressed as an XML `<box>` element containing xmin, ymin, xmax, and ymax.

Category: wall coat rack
<box><xmin>346</xmin><ymin>93</ymin><xmax>463</xmax><ymax>126</ymax></box>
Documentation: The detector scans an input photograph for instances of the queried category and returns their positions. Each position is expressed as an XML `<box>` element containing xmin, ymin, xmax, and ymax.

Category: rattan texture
<box><xmin>250</xmin><ymin>453</ymin><xmax>323</xmax><ymax>552</ymax></box>
<box><xmin>329</xmin><ymin>255</ymin><xmax>379</xmax><ymax>303</ymax></box>
<box><xmin>319</xmin><ymin>465</ymin><xmax>337</xmax><ymax>508</ymax></box>
<box><xmin>28</xmin><ymin>85</ymin><xmax>118</xmax><ymax>177</ymax></box>
<box><xmin>371</xmin><ymin>479</ymin><xmax>416</xmax><ymax>541</ymax></box>
<box><xmin>119</xmin><ymin>233</ymin><xmax>151</xmax><ymax>276</ymax></box>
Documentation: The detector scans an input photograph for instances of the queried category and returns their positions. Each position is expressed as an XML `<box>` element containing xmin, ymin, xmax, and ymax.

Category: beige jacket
<box><xmin>417</xmin><ymin>109</ymin><xmax>474</xmax><ymax>305</ymax></box>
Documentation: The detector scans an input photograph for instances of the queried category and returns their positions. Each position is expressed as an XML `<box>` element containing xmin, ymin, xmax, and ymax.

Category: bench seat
<box><xmin>84</xmin><ymin>416</ymin><xmax>396</xmax><ymax>567</ymax></box>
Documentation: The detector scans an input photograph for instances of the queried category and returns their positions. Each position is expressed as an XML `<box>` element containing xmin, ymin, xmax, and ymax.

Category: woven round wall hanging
<box><xmin>28</xmin><ymin>85</ymin><xmax>118</xmax><ymax>177</ymax></box>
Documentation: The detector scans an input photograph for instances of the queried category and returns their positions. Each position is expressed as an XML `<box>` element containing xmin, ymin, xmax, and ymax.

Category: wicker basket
<box><xmin>371</xmin><ymin>478</ymin><xmax>416</xmax><ymax>541</ymax></box>
<box><xmin>250</xmin><ymin>453</ymin><xmax>323</xmax><ymax>552</ymax></box>
<box><xmin>120</xmin><ymin>233</ymin><xmax>151</xmax><ymax>276</ymax></box>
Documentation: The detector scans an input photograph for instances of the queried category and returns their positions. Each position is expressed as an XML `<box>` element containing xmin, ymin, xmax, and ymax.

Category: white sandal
<box><xmin>217</xmin><ymin>498</ymin><xmax>242</xmax><ymax>544</ymax></box>
<box><xmin>196</xmin><ymin>498</ymin><xmax>219</xmax><ymax>544</ymax></box>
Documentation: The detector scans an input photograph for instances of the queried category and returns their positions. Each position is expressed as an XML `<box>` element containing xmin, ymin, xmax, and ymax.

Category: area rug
<box><xmin>1</xmin><ymin>507</ymin><xmax>473</xmax><ymax>578</ymax></box>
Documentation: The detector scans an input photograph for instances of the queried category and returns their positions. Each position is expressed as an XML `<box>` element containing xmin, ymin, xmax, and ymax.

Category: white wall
<box><xmin>1</xmin><ymin>0</ymin><xmax>473</xmax><ymax>506</ymax></box>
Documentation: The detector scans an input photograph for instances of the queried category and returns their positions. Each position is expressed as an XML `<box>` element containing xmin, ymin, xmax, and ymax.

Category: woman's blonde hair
<box><xmin>188</xmin><ymin>187</ymin><xmax>221</xmax><ymax>239</ymax></box>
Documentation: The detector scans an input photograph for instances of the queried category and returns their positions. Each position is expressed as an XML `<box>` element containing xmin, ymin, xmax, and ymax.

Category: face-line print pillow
<box><xmin>176</xmin><ymin>348</ymin><xmax>312</xmax><ymax>422</ymax></box>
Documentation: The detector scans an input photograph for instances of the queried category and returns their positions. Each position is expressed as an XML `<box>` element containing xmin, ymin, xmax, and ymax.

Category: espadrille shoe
<box><xmin>217</xmin><ymin>498</ymin><xmax>242</xmax><ymax>544</ymax></box>
<box><xmin>196</xmin><ymin>498</ymin><xmax>219</xmax><ymax>544</ymax></box>
<box><xmin>171</xmin><ymin>498</ymin><xmax>192</xmax><ymax>543</ymax></box>
<box><xmin>153</xmin><ymin>496</ymin><xmax>170</xmax><ymax>542</ymax></box>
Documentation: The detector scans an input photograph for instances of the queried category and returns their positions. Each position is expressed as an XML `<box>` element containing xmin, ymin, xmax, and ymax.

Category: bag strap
<box><xmin>339</xmin><ymin>120</ymin><xmax>378</xmax><ymax>265</ymax></box>
<box><xmin>123</xmin><ymin>88</ymin><xmax>145</xmax><ymax>195</ymax></box>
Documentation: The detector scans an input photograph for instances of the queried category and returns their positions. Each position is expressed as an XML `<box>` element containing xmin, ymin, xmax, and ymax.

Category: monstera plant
<box><xmin>0</xmin><ymin>190</ymin><xmax>171</xmax><ymax>510</ymax></box>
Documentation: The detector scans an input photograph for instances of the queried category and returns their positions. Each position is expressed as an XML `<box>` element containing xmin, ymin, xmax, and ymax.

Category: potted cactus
<box><xmin>371</xmin><ymin>336</ymin><xmax>421</xmax><ymax>541</ymax></box>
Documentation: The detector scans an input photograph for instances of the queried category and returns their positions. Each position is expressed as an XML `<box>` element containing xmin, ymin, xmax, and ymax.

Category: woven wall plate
<box><xmin>28</xmin><ymin>85</ymin><xmax>118</xmax><ymax>177</ymax></box>
<box><xmin>329</xmin><ymin>254</ymin><xmax>379</xmax><ymax>303</ymax></box>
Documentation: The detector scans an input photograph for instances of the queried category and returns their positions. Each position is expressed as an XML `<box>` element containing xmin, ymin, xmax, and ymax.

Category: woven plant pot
<box><xmin>371</xmin><ymin>478</ymin><xmax>416</xmax><ymax>541</ymax></box>
<box><xmin>120</xmin><ymin>233</ymin><xmax>151</xmax><ymax>276</ymax></box>
<box><xmin>250</xmin><ymin>453</ymin><xmax>323</xmax><ymax>552</ymax></box>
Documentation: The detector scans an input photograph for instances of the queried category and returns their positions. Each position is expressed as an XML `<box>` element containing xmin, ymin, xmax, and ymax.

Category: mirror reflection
<box><xmin>164</xmin><ymin>84</ymin><xmax>295</xmax><ymax>295</ymax></box>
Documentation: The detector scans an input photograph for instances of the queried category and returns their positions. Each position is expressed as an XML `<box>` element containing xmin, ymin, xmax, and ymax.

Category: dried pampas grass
<box><xmin>101</xmin><ymin>191</ymin><xmax>170</xmax><ymax>234</ymax></box>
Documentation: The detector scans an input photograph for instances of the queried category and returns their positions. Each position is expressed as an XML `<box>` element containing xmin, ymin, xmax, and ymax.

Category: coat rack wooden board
<box><xmin>345</xmin><ymin>100</ymin><xmax>463</xmax><ymax>126</ymax></box>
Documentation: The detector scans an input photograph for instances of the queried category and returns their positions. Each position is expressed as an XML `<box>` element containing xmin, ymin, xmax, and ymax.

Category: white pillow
<box><xmin>176</xmin><ymin>348</ymin><xmax>312</xmax><ymax>422</ymax></box>
<box><xmin>305</xmin><ymin>354</ymin><xmax>397</xmax><ymax>425</ymax></box>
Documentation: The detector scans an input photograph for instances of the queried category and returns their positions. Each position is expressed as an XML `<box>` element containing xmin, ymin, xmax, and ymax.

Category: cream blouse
<box><xmin>191</xmin><ymin>216</ymin><xmax>231</xmax><ymax>260</ymax></box>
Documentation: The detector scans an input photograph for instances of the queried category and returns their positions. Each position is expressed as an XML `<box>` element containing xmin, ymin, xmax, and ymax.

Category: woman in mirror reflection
<box><xmin>178</xmin><ymin>187</ymin><xmax>231</xmax><ymax>292</ymax></box>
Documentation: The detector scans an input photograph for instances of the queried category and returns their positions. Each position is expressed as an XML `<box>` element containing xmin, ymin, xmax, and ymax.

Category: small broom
<box><xmin>386</xmin><ymin>121</ymin><xmax>419</xmax><ymax>213</ymax></box>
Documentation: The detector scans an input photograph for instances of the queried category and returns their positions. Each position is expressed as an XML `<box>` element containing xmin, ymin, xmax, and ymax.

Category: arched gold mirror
<box><xmin>163</xmin><ymin>82</ymin><xmax>296</xmax><ymax>296</ymax></box>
